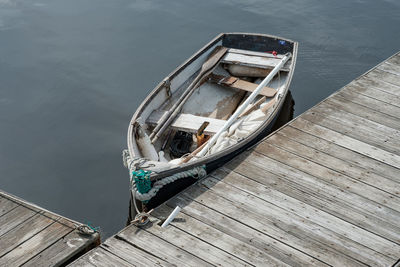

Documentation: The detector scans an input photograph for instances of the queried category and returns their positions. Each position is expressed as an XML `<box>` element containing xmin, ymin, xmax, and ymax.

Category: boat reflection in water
<box><xmin>127</xmin><ymin>91</ymin><xmax>295</xmax><ymax>222</ymax></box>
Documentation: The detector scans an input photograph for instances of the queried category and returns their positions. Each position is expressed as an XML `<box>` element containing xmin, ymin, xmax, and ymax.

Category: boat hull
<box><xmin>127</xmin><ymin>33</ymin><xmax>298</xmax><ymax>214</ymax></box>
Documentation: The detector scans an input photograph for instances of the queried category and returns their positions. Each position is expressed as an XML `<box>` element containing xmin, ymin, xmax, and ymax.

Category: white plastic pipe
<box><xmin>197</xmin><ymin>53</ymin><xmax>292</xmax><ymax>158</ymax></box>
<box><xmin>161</xmin><ymin>206</ymin><xmax>182</xmax><ymax>228</ymax></box>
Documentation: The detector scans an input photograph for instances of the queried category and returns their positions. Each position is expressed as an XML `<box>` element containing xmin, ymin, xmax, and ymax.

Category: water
<box><xmin>1</xmin><ymin>0</ymin><xmax>399</xmax><ymax>238</ymax></box>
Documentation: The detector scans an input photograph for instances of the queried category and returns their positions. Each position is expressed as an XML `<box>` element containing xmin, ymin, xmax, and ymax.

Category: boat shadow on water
<box><xmin>128</xmin><ymin>91</ymin><xmax>295</xmax><ymax>222</ymax></box>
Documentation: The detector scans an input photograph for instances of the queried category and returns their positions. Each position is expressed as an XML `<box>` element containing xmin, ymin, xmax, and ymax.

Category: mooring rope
<box><xmin>74</xmin><ymin>223</ymin><xmax>100</xmax><ymax>235</ymax></box>
<box><xmin>133</xmin><ymin>166</ymin><xmax>206</xmax><ymax>201</ymax></box>
<box><xmin>122</xmin><ymin>149</ymin><xmax>154</xmax><ymax>175</ymax></box>
<box><xmin>122</xmin><ymin>149</ymin><xmax>207</xmax><ymax>202</ymax></box>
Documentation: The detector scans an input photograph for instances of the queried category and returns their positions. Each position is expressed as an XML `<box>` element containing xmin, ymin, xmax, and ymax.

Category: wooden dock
<box><xmin>0</xmin><ymin>190</ymin><xmax>100</xmax><ymax>266</ymax></box>
<box><xmin>71</xmin><ymin>52</ymin><xmax>400</xmax><ymax>266</ymax></box>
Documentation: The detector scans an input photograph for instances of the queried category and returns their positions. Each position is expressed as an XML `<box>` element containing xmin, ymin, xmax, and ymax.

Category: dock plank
<box><xmin>143</xmin><ymin>221</ymin><xmax>250</xmax><ymax>266</ymax></box>
<box><xmin>269</xmin><ymin>131</ymin><xmax>400</xmax><ymax>195</ymax></box>
<box><xmin>378</xmin><ymin>62</ymin><xmax>400</xmax><ymax>77</ymax></box>
<box><xmin>291</xmin><ymin>117</ymin><xmax>400</xmax><ymax>169</ymax></box>
<box><xmin>152</xmin><ymin>205</ymin><xmax>288</xmax><ymax>267</ymax></box>
<box><xmin>280</xmin><ymin>125</ymin><xmax>400</xmax><ymax>183</ymax></box>
<box><xmin>0</xmin><ymin>222</ymin><xmax>72</xmax><ymax>266</ymax></box>
<box><xmin>225</xmin><ymin>151</ymin><xmax>400</xmax><ymax>244</ymax></box>
<box><xmin>0</xmin><ymin>206</ymin><xmax>37</xmax><ymax>236</ymax></box>
<box><xmin>102</xmin><ymin>237</ymin><xmax>173</xmax><ymax>266</ymax></box>
<box><xmin>164</xmin><ymin>195</ymin><xmax>326</xmax><ymax>266</ymax></box>
<box><xmin>203</xmin><ymin>175</ymin><xmax>399</xmax><ymax>261</ymax></box>
<box><xmin>255</xmin><ymin>142</ymin><xmax>400</xmax><ymax>213</ymax></box>
<box><xmin>336</xmin><ymin>89</ymin><xmax>400</xmax><ymax>119</ymax></box>
<box><xmin>353</xmin><ymin>76</ymin><xmax>400</xmax><ymax>96</ymax></box>
<box><xmin>323</xmin><ymin>96</ymin><xmax>400</xmax><ymax>131</ymax></box>
<box><xmin>365</xmin><ymin>68</ymin><xmax>400</xmax><ymax>87</ymax></box>
<box><xmin>343</xmin><ymin>82</ymin><xmax>400</xmax><ymax>108</ymax></box>
<box><xmin>23</xmin><ymin>229</ymin><xmax>99</xmax><ymax>267</ymax></box>
<box><xmin>387</xmin><ymin>53</ymin><xmax>400</xmax><ymax>66</ymax></box>
<box><xmin>180</xmin><ymin>178</ymin><xmax>372</xmax><ymax>266</ymax></box>
<box><xmin>71</xmin><ymin>247</ymin><xmax>134</xmax><ymax>267</ymax></box>
<box><xmin>0</xmin><ymin>197</ymin><xmax>18</xmax><ymax>217</ymax></box>
<box><xmin>117</xmin><ymin>224</ymin><xmax>213</xmax><ymax>267</ymax></box>
<box><xmin>209</xmin><ymin>169</ymin><xmax>396</xmax><ymax>265</ymax></box>
<box><xmin>300</xmin><ymin>106</ymin><xmax>400</xmax><ymax>154</ymax></box>
<box><xmin>0</xmin><ymin>214</ymin><xmax>54</xmax><ymax>257</ymax></box>
<box><xmin>0</xmin><ymin>190</ymin><xmax>100</xmax><ymax>266</ymax></box>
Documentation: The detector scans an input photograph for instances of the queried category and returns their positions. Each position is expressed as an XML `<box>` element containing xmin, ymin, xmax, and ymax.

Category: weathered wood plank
<box><xmin>70</xmin><ymin>247</ymin><xmax>134</xmax><ymax>267</ymax></box>
<box><xmin>204</xmin><ymin>172</ymin><xmax>400</xmax><ymax>259</ymax></box>
<box><xmin>269</xmin><ymin>131</ymin><xmax>400</xmax><ymax>195</ymax></box>
<box><xmin>209</xmin><ymin>168</ymin><xmax>397</xmax><ymax>265</ymax></box>
<box><xmin>314</xmin><ymin>100</ymin><xmax>400</xmax><ymax>147</ymax></box>
<box><xmin>0</xmin><ymin>191</ymin><xmax>99</xmax><ymax>266</ymax></box>
<box><xmin>0</xmin><ymin>197</ymin><xmax>18</xmax><ymax>217</ymax></box>
<box><xmin>0</xmin><ymin>214</ymin><xmax>54</xmax><ymax>257</ymax></box>
<box><xmin>223</xmin><ymin>154</ymin><xmax>400</xmax><ymax>245</ymax></box>
<box><xmin>102</xmin><ymin>237</ymin><xmax>173</xmax><ymax>266</ymax></box>
<box><xmin>365</xmin><ymin>68</ymin><xmax>400</xmax><ymax>87</ymax></box>
<box><xmin>223</xmin><ymin>155</ymin><xmax>400</xmax><ymax>247</ymax></box>
<box><xmin>378</xmin><ymin>62</ymin><xmax>400</xmax><ymax>76</ymax></box>
<box><xmin>144</xmin><ymin>220</ymin><xmax>250</xmax><ymax>266</ymax></box>
<box><xmin>254</xmin><ymin>142</ymin><xmax>400</xmax><ymax>213</ymax></box>
<box><xmin>301</xmin><ymin>105</ymin><xmax>400</xmax><ymax>154</ymax></box>
<box><xmin>178</xmin><ymin>180</ymin><xmax>369</xmax><ymax>266</ymax></box>
<box><xmin>222</xmin><ymin>51</ymin><xmax>291</xmax><ymax>71</ymax></box>
<box><xmin>147</xmin><ymin>110</ymin><xmax>226</xmax><ymax>134</ymax></box>
<box><xmin>0</xmin><ymin>190</ymin><xmax>62</xmax><ymax>222</ymax></box>
<box><xmin>336</xmin><ymin>89</ymin><xmax>400</xmax><ymax>119</ymax></box>
<box><xmin>291</xmin><ymin>117</ymin><xmax>400</xmax><ymax>169</ymax></box>
<box><xmin>228</xmin><ymin>48</ymin><xmax>286</xmax><ymax>59</ymax></box>
<box><xmin>386</xmin><ymin>53</ymin><xmax>400</xmax><ymax>66</ymax></box>
<box><xmin>0</xmin><ymin>222</ymin><xmax>72</xmax><ymax>266</ymax></box>
<box><xmin>310</xmin><ymin>100</ymin><xmax>400</xmax><ymax>144</ymax></box>
<box><xmin>343</xmin><ymin>83</ymin><xmax>400</xmax><ymax>108</ymax></box>
<box><xmin>0</xmin><ymin>206</ymin><xmax>37</xmax><ymax>236</ymax></box>
<box><xmin>152</xmin><ymin>204</ymin><xmax>289</xmax><ymax>267</ymax></box>
<box><xmin>353</xmin><ymin>75</ymin><xmax>400</xmax><ymax>96</ymax></box>
<box><xmin>23</xmin><ymin>229</ymin><xmax>100</xmax><ymax>267</ymax></box>
<box><xmin>117</xmin><ymin>224</ymin><xmax>213</xmax><ymax>266</ymax></box>
<box><xmin>326</xmin><ymin>95</ymin><xmax>400</xmax><ymax>131</ymax></box>
<box><xmin>280</xmin><ymin>125</ymin><xmax>400</xmax><ymax>183</ymax></box>
<box><xmin>163</xmin><ymin>195</ymin><xmax>327</xmax><ymax>266</ymax></box>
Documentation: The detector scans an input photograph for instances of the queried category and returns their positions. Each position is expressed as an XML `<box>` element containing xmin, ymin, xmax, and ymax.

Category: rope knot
<box><xmin>75</xmin><ymin>223</ymin><xmax>99</xmax><ymax>235</ymax></box>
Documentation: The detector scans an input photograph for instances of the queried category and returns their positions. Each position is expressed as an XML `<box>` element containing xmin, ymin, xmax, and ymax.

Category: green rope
<box><xmin>132</xmin><ymin>169</ymin><xmax>152</xmax><ymax>194</ymax></box>
<box><xmin>86</xmin><ymin>221</ymin><xmax>100</xmax><ymax>232</ymax></box>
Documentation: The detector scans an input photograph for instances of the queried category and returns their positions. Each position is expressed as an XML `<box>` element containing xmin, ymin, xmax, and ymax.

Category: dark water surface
<box><xmin>1</xmin><ymin>0</ymin><xmax>399</xmax><ymax>238</ymax></box>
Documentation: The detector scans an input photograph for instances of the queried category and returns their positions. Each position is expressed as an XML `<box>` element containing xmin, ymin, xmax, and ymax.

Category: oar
<box><xmin>150</xmin><ymin>46</ymin><xmax>228</xmax><ymax>143</ymax></box>
<box><xmin>196</xmin><ymin>52</ymin><xmax>292</xmax><ymax>158</ymax></box>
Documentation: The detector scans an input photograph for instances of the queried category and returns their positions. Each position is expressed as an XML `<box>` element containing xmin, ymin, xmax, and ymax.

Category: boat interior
<box><xmin>129</xmin><ymin>34</ymin><xmax>295</xmax><ymax>171</ymax></box>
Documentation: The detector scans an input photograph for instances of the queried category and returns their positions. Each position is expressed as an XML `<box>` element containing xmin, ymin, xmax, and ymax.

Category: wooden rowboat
<box><xmin>125</xmin><ymin>33</ymin><xmax>298</xmax><ymax>216</ymax></box>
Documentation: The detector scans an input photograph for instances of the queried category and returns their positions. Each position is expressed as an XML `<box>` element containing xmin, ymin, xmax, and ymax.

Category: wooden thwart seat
<box><xmin>221</xmin><ymin>49</ymin><xmax>291</xmax><ymax>72</ymax></box>
<box><xmin>208</xmin><ymin>74</ymin><xmax>277</xmax><ymax>97</ymax></box>
<box><xmin>147</xmin><ymin>110</ymin><xmax>226</xmax><ymax>135</ymax></box>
